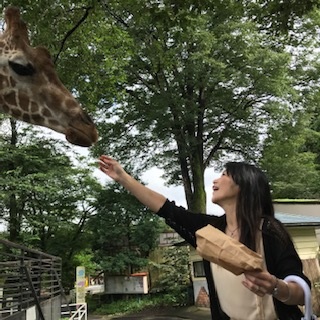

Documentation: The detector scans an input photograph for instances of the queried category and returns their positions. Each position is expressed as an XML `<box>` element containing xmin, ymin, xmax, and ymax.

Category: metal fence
<box><xmin>0</xmin><ymin>238</ymin><xmax>63</xmax><ymax>320</ymax></box>
<box><xmin>61</xmin><ymin>303</ymin><xmax>87</xmax><ymax>320</ymax></box>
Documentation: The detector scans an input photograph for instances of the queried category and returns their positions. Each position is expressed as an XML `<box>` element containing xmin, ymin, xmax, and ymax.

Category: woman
<box><xmin>98</xmin><ymin>155</ymin><xmax>310</xmax><ymax>320</ymax></box>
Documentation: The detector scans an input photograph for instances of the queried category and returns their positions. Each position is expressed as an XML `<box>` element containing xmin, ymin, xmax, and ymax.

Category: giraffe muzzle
<box><xmin>65</xmin><ymin>123</ymin><xmax>98</xmax><ymax>147</ymax></box>
<box><xmin>66</xmin><ymin>127</ymin><xmax>98</xmax><ymax>147</ymax></box>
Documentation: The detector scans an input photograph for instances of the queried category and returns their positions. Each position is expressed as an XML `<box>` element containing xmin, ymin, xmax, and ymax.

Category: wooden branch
<box><xmin>54</xmin><ymin>6</ymin><xmax>93</xmax><ymax>64</ymax></box>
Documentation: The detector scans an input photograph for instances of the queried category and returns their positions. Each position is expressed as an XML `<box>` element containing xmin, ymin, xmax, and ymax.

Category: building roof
<box><xmin>276</xmin><ymin>212</ymin><xmax>320</xmax><ymax>227</ymax></box>
<box><xmin>273</xmin><ymin>200</ymin><xmax>320</xmax><ymax>204</ymax></box>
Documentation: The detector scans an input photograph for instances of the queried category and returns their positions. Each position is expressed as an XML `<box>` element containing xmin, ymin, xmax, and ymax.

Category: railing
<box><xmin>0</xmin><ymin>238</ymin><xmax>63</xmax><ymax>319</ymax></box>
<box><xmin>61</xmin><ymin>303</ymin><xmax>87</xmax><ymax>320</ymax></box>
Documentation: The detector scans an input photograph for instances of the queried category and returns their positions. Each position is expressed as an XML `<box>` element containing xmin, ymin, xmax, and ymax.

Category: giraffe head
<box><xmin>0</xmin><ymin>6</ymin><xmax>98</xmax><ymax>147</ymax></box>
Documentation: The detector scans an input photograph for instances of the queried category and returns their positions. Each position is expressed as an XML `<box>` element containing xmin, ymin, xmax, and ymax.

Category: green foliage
<box><xmin>93</xmin><ymin>294</ymin><xmax>187</xmax><ymax>316</ymax></box>
<box><xmin>1</xmin><ymin>0</ymin><xmax>319</xmax><ymax>210</ymax></box>
<box><xmin>260</xmin><ymin>111</ymin><xmax>320</xmax><ymax>198</ymax></box>
<box><xmin>73</xmin><ymin>249</ymin><xmax>100</xmax><ymax>277</ymax></box>
<box><xmin>90</xmin><ymin>180</ymin><xmax>162</xmax><ymax>275</ymax></box>
<box><xmin>91</xmin><ymin>0</ymin><xmax>320</xmax><ymax>211</ymax></box>
<box><xmin>245</xmin><ymin>0</ymin><xmax>320</xmax><ymax>34</ymax></box>
<box><xmin>88</xmin><ymin>246</ymin><xmax>190</xmax><ymax>315</ymax></box>
<box><xmin>304</xmin><ymin>94</ymin><xmax>320</xmax><ymax>167</ymax></box>
<box><xmin>94</xmin><ymin>296</ymin><xmax>156</xmax><ymax>315</ymax></box>
<box><xmin>149</xmin><ymin>246</ymin><xmax>191</xmax><ymax>305</ymax></box>
<box><xmin>0</xmin><ymin>126</ymin><xmax>102</xmax><ymax>290</ymax></box>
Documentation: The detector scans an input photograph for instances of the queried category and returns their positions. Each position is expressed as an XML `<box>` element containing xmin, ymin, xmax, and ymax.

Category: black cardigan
<box><xmin>157</xmin><ymin>200</ymin><xmax>311</xmax><ymax>320</ymax></box>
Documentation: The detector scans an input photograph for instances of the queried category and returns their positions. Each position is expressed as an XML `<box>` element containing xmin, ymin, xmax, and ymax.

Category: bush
<box><xmin>93</xmin><ymin>293</ymin><xmax>189</xmax><ymax>316</ymax></box>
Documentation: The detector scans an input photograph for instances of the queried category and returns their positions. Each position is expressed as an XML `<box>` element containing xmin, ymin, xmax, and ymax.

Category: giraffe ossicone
<box><xmin>0</xmin><ymin>6</ymin><xmax>98</xmax><ymax>147</ymax></box>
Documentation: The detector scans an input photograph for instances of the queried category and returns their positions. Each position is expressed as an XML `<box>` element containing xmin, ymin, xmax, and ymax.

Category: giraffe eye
<box><xmin>8</xmin><ymin>61</ymin><xmax>36</xmax><ymax>76</ymax></box>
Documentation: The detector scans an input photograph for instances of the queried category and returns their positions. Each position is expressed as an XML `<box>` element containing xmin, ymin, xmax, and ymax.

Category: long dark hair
<box><xmin>225</xmin><ymin>162</ymin><xmax>274</xmax><ymax>251</ymax></box>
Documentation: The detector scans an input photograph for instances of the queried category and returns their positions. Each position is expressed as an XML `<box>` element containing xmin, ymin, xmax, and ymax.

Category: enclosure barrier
<box><xmin>0</xmin><ymin>238</ymin><xmax>65</xmax><ymax>320</ymax></box>
<box><xmin>61</xmin><ymin>303</ymin><xmax>87</xmax><ymax>320</ymax></box>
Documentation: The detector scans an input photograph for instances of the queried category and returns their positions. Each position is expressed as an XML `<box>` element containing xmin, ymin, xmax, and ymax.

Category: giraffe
<box><xmin>0</xmin><ymin>6</ymin><xmax>98</xmax><ymax>147</ymax></box>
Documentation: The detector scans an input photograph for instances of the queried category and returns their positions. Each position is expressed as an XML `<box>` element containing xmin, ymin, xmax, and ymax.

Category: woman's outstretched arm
<box><xmin>98</xmin><ymin>155</ymin><xmax>167</xmax><ymax>213</ymax></box>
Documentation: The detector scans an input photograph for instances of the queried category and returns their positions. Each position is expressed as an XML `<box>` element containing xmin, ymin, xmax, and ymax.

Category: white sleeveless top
<box><xmin>211</xmin><ymin>230</ymin><xmax>278</xmax><ymax>320</ymax></box>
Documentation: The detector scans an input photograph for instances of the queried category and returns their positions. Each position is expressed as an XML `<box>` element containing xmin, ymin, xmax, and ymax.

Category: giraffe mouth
<box><xmin>65</xmin><ymin>126</ymin><xmax>98</xmax><ymax>147</ymax></box>
<box><xmin>64</xmin><ymin>111</ymin><xmax>99</xmax><ymax>147</ymax></box>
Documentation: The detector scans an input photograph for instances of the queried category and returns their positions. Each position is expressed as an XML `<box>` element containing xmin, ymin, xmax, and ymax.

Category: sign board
<box><xmin>76</xmin><ymin>266</ymin><xmax>86</xmax><ymax>303</ymax></box>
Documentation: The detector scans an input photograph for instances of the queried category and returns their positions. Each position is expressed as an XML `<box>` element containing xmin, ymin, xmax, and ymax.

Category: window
<box><xmin>193</xmin><ymin>260</ymin><xmax>205</xmax><ymax>277</ymax></box>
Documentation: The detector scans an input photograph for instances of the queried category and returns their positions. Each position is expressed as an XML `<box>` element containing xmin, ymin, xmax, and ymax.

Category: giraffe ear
<box><xmin>9</xmin><ymin>60</ymin><xmax>35</xmax><ymax>76</ymax></box>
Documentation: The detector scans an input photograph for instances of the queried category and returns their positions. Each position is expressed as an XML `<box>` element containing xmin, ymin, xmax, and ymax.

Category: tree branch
<box><xmin>54</xmin><ymin>6</ymin><xmax>93</xmax><ymax>64</ymax></box>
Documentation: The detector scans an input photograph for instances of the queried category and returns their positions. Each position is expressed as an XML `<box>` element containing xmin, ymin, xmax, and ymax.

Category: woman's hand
<box><xmin>98</xmin><ymin>155</ymin><xmax>127</xmax><ymax>183</ymax></box>
<box><xmin>242</xmin><ymin>270</ymin><xmax>276</xmax><ymax>297</ymax></box>
<box><xmin>243</xmin><ymin>271</ymin><xmax>305</xmax><ymax>305</ymax></box>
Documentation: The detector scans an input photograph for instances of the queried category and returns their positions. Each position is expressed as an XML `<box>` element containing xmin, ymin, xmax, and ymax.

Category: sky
<box><xmin>140</xmin><ymin>166</ymin><xmax>224</xmax><ymax>215</ymax></box>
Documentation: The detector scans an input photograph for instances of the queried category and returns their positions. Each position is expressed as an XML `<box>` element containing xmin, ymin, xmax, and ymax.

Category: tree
<box><xmin>260</xmin><ymin>110</ymin><xmax>320</xmax><ymax>199</ymax></box>
<box><xmin>304</xmin><ymin>90</ymin><xmax>320</xmax><ymax>168</ymax></box>
<box><xmin>1</xmin><ymin>0</ymin><xmax>320</xmax><ymax>295</ymax></box>
<box><xmin>246</xmin><ymin>0</ymin><xmax>320</xmax><ymax>33</ymax></box>
<box><xmin>259</xmin><ymin>25</ymin><xmax>320</xmax><ymax>199</ymax></box>
<box><xmin>149</xmin><ymin>245</ymin><xmax>191</xmax><ymax>305</ymax></box>
<box><xmin>0</xmin><ymin>119</ymin><xmax>20</xmax><ymax>241</ymax></box>
<box><xmin>0</xmin><ymin>125</ymin><xmax>102</xmax><ymax>289</ymax></box>
<box><xmin>90</xmin><ymin>179</ymin><xmax>163</xmax><ymax>275</ymax></box>
<box><xmin>92</xmin><ymin>1</ymin><xmax>320</xmax><ymax>212</ymax></box>
<box><xmin>4</xmin><ymin>1</ymin><xmax>320</xmax><ymax>211</ymax></box>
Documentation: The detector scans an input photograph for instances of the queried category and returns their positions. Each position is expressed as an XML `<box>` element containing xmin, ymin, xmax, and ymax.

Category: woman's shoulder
<box><xmin>262</xmin><ymin>216</ymin><xmax>292</xmax><ymax>246</ymax></box>
<box><xmin>158</xmin><ymin>199</ymin><xmax>225</xmax><ymax>226</ymax></box>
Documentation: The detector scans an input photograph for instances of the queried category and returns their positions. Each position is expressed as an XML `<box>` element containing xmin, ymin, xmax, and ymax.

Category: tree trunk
<box><xmin>189</xmin><ymin>161</ymin><xmax>206</xmax><ymax>213</ymax></box>
<box><xmin>8</xmin><ymin>119</ymin><xmax>20</xmax><ymax>242</ymax></box>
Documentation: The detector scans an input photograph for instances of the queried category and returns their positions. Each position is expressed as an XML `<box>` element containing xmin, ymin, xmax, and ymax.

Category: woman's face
<box><xmin>211</xmin><ymin>170</ymin><xmax>240</xmax><ymax>206</ymax></box>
